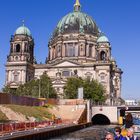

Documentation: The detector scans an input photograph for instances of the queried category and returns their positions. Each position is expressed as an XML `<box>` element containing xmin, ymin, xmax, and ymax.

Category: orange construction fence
<box><xmin>0</xmin><ymin>119</ymin><xmax>62</xmax><ymax>135</ymax></box>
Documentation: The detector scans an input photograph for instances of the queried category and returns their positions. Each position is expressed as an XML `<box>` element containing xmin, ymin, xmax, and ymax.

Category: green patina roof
<box><xmin>52</xmin><ymin>1</ymin><xmax>99</xmax><ymax>38</ymax></box>
<box><xmin>15</xmin><ymin>25</ymin><xmax>31</xmax><ymax>36</ymax></box>
<box><xmin>97</xmin><ymin>34</ymin><xmax>109</xmax><ymax>43</ymax></box>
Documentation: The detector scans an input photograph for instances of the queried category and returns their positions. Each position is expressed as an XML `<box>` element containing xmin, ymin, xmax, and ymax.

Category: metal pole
<box><xmin>47</xmin><ymin>83</ymin><xmax>49</xmax><ymax>98</ymax></box>
<box><xmin>39</xmin><ymin>79</ymin><xmax>41</xmax><ymax>98</ymax></box>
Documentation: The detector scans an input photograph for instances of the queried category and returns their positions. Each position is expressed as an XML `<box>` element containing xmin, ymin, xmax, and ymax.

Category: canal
<box><xmin>49</xmin><ymin>125</ymin><xmax>116</xmax><ymax>140</ymax></box>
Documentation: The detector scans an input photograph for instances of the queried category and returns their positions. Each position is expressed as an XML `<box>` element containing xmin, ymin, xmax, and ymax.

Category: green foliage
<box><xmin>2</xmin><ymin>85</ymin><xmax>16</xmax><ymax>94</ymax></box>
<box><xmin>64</xmin><ymin>77</ymin><xmax>83</xmax><ymax>99</ymax></box>
<box><xmin>0</xmin><ymin>110</ymin><xmax>8</xmax><ymax>122</ymax></box>
<box><xmin>64</xmin><ymin>77</ymin><xmax>106</xmax><ymax>102</ymax></box>
<box><xmin>16</xmin><ymin>73</ymin><xmax>57</xmax><ymax>98</ymax></box>
<box><xmin>83</xmin><ymin>79</ymin><xmax>106</xmax><ymax>102</ymax></box>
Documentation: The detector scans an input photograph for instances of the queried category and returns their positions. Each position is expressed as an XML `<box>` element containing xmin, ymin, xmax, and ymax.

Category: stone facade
<box><xmin>6</xmin><ymin>34</ymin><xmax>34</xmax><ymax>89</ymax></box>
<box><xmin>5</xmin><ymin>0</ymin><xmax>122</xmax><ymax>104</ymax></box>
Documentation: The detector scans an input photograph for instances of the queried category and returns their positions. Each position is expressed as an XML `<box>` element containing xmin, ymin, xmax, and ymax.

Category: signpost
<box><xmin>78</xmin><ymin>87</ymin><xmax>83</xmax><ymax>99</ymax></box>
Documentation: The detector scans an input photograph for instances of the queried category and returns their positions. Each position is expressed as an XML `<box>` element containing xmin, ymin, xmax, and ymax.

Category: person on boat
<box><xmin>105</xmin><ymin>133</ymin><xmax>114</xmax><ymax>140</ymax></box>
<box><xmin>114</xmin><ymin>127</ymin><xmax>124</xmax><ymax>140</ymax></box>
<box><xmin>123</xmin><ymin>128</ymin><xmax>138</xmax><ymax>140</ymax></box>
<box><xmin>125</xmin><ymin>113</ymin><xmax>133</xmax><ymax>128</ymax></box>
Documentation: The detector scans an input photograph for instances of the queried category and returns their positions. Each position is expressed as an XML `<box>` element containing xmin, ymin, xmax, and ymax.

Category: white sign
<box><xmin>78</xmin><ymin>87</ymin><xmax>83</xmax><ymax>99</ymax></box>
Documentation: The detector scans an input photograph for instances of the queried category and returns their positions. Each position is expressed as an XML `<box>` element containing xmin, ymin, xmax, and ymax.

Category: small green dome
<box><xmin>15</xmin><ymin>25</ymin><xmax>31</xmax><ymax>36</ymax></box>
<box><xmin>53</xmin><ymin>11</ymin><xmax>99</xmax><ymax>38</ymax></box>
<box><xmin>97</xmin><ymin>34</ymin><xmax>109</xmax><ymax>43</ymax></box>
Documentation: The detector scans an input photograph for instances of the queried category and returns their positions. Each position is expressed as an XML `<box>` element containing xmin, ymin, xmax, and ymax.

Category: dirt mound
<box><xmin>0</xmin><ymin>105</ymin><xmax>51</xmax><ymax>122</ymax></box>
<box><xmin>0</xmin><ymin>105</ymin><xmax>31</xmax><ymax>122</ymax></box>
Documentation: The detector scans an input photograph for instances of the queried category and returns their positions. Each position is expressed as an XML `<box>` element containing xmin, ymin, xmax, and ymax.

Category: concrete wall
<box><xmin>92</xmin><ymin>106</ymin><xmax>118</xmax><ymax>124</ymax></box>
<box><xmin>7</xmin><ymin>123</ymin><xmax>92</xmax><ymax>140</ymax></box>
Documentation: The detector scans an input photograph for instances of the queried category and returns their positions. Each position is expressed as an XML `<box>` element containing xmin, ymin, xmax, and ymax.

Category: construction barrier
<box><xmin>0</xmin><ymin>93</ymin><xmax>46</xmax><ymax>106</ymax></box>
<box><xmin>0</xmin><ymin>119</ymin><xmax>62</xmax><ymax>135</ymax></box>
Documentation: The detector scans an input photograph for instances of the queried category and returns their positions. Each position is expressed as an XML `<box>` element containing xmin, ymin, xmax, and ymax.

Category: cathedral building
<box><xmin>5</xmin><ymin>0</ymin><xmax>122</xmax><ymax>104</ymax></box>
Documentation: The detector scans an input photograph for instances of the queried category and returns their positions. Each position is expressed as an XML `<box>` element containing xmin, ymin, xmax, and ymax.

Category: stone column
<box><xmin>49</xmin><ymin>47</ymin><xmax>53</xmax><ymax>60</ymax></box>
<box><xmin>22</xmin><ymin>42</ymin><xmax>24</xmax><ymax>53</ymax></box>
<box><xmin>6</xmin><ymin>70</ymin><xmax>8</xmax><ymax>83</ymax></box>
<box><xmin>22</xmin><ymin>70</ymin><xmax>26</xmax><ymax>83</ymax></box>
<box><xmin>52</xmin><ymin>47</ymin><xmax>54</xmax><ymax>59</ymax></box>
<box><xmin>22</xmin><ymin>70</ymin><xmax>24</xmax><ymax>83</ymax></box>
<box><xmin>53</xmin><ymin>47</ymin><xmax>56</xmax><ymax>59</ymax></box>
<box><xmin>89</xmin><ymin>45</ymin><xmax>92</xmax><ymax>57</ymax></box>
<box><xmin>8</xmin><ymin>70</ymin><xmax>10</xmax><ymax>82</ymax></box>
<box><xmin>75</xmin><ymin>43</ymin><xmax>78</xmax><ymax>57</ymax></box>
<box><xmin>62</xmin><ymin>43</ymin><xmax>65</xmax><ymax>57</ymax></box>
<box><xmin>65</xmin><ymin>43</ymin><xmax>68</xmax><ymax>56</ymax></box>
<box><xmin>86</xmin><ymin>44</ymin><xmax>89</xmax><ymax>57</ymax></box>
<box><xmin>13</xmin><ymin>44</ymin><xmax>16</xmax><ymax>53</ymax></box>
<box><xmin>20</xmin><ymin>70</ymin><xmax>22</xmax><ymax>82</ymax></box>
<box><xmin>92</xmin><ymin>45</ymin><xmax>96</xmax><ymax>58</ymax></box>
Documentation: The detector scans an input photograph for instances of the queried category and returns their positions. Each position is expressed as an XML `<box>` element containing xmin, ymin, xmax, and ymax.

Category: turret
<box><xmin>5</xmin><ymin>21</ymin><xmax>35</xmax><ymax>89</ymax></box>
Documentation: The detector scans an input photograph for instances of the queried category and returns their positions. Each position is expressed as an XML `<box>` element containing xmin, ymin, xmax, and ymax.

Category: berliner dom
<box><xmin>5</xmin><ymin>0</ymin><xmax>122</xmax><ymax>104</ymax></box>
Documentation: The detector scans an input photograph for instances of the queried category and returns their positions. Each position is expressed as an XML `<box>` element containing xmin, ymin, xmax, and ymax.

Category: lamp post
<box><xmin>47</xmin><ymin>82</ymin><xmax>49</xmax><ymax>99</ymax></box>
<box><xmin>38</xmin><ymin>78</ymin><xmax>41</xmax><ymax>98</ymax></box>
<box><xmin>34</xmin><ymin>77</ymin><xmax>41</xmax><ymax>98</ymax></box>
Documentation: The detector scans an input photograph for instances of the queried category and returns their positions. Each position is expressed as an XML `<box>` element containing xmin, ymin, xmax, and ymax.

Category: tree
<box><xmin>64</xmin><ymin>77</ymin><xmax>83</xmax><ymax>99</ymax></box>
<box><xmin>64</xmin><ymin>77</ymin><xmax>106</xmax><ymax>102</ymax></box>
<box><xmin>2</xmin><ymin>85</ymin><xmax>16</xmax><ymax>94</ymax></box>
<box><xmin>16</xmin><ymin>73</ymin><xmax>57</xmax><ymax>98</ymax></box>
<box><xmin>83</xmin><ymin>79</ymin><xmax>106</xmax><ymax>102</ymax></box>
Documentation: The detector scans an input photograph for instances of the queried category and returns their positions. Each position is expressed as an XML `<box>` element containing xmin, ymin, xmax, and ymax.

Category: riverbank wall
<box><xmin>6</xmin><ymin>123</ymin><xmax>92</xmax><ymax>140</ymax></box>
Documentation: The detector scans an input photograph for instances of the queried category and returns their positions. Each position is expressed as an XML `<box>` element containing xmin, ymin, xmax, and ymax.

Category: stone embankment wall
<box><xmin>47</xmin><ymin>99</ymin><xmax>87</xmax><ymax>124</ymax></box>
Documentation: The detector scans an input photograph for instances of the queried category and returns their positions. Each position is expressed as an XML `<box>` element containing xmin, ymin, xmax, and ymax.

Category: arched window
<box><xmin>66</xmin><ymin>43</ymin><xmax>75</xmax><ymax>57</ymax></box>
<box><xmin>99</xmin><ymin>73</ymin><xmax>106</xmax><ymax>82</ymax></box>
<box><xmin>80</xmin><ymin>45</ymin><xmax>83</xmax><ymax>51</ymax></box>
<box><xmin>16</xmin><ymin>44</ymin><xmax>21</xmax><ymax>53</ymax></box>
<box><xmin>85</xmin><ymin>72</ymin><xmax>92</xmax><ymax>80</ymax></box>
<box><xmin>100</xmin><ymin>51</ymin><xmax>106</xmax><ymax>61</ymax></box>
<box><xmin>52</xmin><ymin>46</ymin><xmax>55</xmax><ymax>59</ymax></box>
<box><xmin>56</xmin><ymin>45</ymin><xmax>61</xmax><ymax>57</ymax></box>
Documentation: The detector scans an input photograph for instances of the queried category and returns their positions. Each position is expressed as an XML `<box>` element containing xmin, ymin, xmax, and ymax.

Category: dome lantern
<box><xmin>74</xmin><ymin>0</ymin><xmax>81</xmax><ymax>12</ymax></box>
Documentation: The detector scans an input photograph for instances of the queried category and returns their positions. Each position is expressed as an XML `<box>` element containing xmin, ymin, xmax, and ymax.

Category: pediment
<box><xmin>51</xmin><ymin>60</ymin><xmax>80</xmax><ymax>67</ymax></box>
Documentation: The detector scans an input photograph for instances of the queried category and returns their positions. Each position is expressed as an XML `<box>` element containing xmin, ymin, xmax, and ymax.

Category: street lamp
<box><xmin>34</xmin><ymin>77</ymin><xmax>41</xmax><ymax>98</ymax></box>
<box><xmin>38</xmin><ymin>78</ymin><xmax>41</xmax><ymax>98</ymax></box>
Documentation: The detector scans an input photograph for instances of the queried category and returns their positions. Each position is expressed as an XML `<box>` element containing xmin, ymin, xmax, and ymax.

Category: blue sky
<box><xmin>0</xmin><ymin>0</ymin><xmax>140</xmax><ymax>100</ymax></box>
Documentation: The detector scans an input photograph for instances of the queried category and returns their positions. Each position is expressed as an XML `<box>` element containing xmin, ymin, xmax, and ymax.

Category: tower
<box><xmin>5</xmin><ymin>22</ymin><xmax>35</xmax><ymax>89</ymax></box>
<box><xmin>96</xmin><ymin>33</ymin><xmax>122</xmax><ymax>104</ymax></box>
<box><xmin>97</xmin><ymin>33</ymin><xmax>111</xmax><ymax>62</ymax></box>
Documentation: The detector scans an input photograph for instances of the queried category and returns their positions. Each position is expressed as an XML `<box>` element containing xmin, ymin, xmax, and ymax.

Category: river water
<box><xmin>48</xmin><ymin>125</ymin><xmax>116</xmax><ymax>140</ymax></box>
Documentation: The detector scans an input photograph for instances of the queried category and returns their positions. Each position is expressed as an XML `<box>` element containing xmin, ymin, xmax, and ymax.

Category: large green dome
<box><xmin>53</xmin><ymin>1</ymin><xmax>99</xmax><ymax>38</ymax></box>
